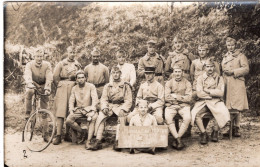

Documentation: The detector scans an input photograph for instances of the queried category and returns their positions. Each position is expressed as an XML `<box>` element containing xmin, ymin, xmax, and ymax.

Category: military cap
<box><xmin>116</xmin><ymin>50</ymin><xmax>127</xmax><ymax>57</ymax></box>
<box><xmin>75</xmin><ymin>70</ymin><xmax>85</xmax><ymax>78</ymax></box>
<box><xmin>35</xmin><ymin>46</ymin><xmax>44</xmax><ymax>54</ymax></box>
<box><xmin>205</xmin><ymin>58</ymin><xmax>215</xmax><ymax>66</ymax></box>
<box><xmin>173</xmin><ymin>34</ymin><xmax>183</xmax><ymax>42</ymax></box>
<box><xmin>137</xmin><ymin>99</ymin><xmax>149</xmax><ymax>107</ymax></box>
<box><xmin>147</xmin><ymin>37</ymin><xmax>157</xmax><ymax>44</ymax></box>
<box><xmin>144</xmin><ymin>67</ymin><xmax>156</xmax><ymax>73</ymax></box>
<box><xmin>226</xmin><ymin>37</ymin><xmax>236</xmax><ymax>44</ymax></box>
<box><xmin>67</xmin><ymin>45</ymin><xmax>76</xmax><ymax>52</ymax></box>
<box><xmin>91</xmin><ymin>48</ymin><xmax>101</xmax><ymax>56</ymax></box>
<box><xmin>172</xmin><ymin>64</ymin><xmax>183</xmax><ymax>70</ymax></box>
<box><xmin>111</xmin><ymin>66</ymin><xmax>121</xmax><ymax>73</ymax></box>
<box><xmin>198</xmin><ymin>43</ymin><xmax>209</xmax><ymax>50</ymax></box>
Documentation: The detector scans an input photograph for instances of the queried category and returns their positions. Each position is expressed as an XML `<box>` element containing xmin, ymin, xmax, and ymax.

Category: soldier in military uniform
<box><xmin>127</xmin><ymin>67</ymin><xmax>165</xmax><ymax>125</ymax></box>
<box><xmin>165</xmin><ymin>35</ymin><xmax>196</xmax><ymax>80</ymax></box>
<box><xmin>137</xmin><ymin>38</ymin><xmax>165</xmax><ymax>86</ymax></box>
<box><xmin>23</xmin><ymin>47</ymin><xmax>53</xmax><ymax>141</ymax></box>
<box><xmin>221</xmin><ymin>37</ymin><xmax>249</xmax><ymax>137</ymax></box>
<box><xmin>53</xmin><ymin>46</ymin><xmax>81</xmax><ymax>145</ymax></box>
<box><xmin>93</xmin><ymin>66</ymin><xmax>132</xmax><ymax>151</ymax></box>
<box><xmin>165</xmin><ymin>64</ymin><xmax>192</xmax><ymax>150</ymax></box>
<box><xmin>191</xmin><ymin>59</ymin><xmax>230</xmax><ymax>145</ymax></box>
<box><xmin>84</xmin><ymin>48</ymin><xmax>109</xmax><ymax>99</ymax></box>
<box><xmin>65</xmin><ymin>70</ymin><xmax>98</xmax><ymax>149</ymax></box>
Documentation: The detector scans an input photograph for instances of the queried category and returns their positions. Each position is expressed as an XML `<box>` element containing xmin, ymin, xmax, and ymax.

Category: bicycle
<box><xmin>22</xmin><ymin>86</ymin><xmax>56</xmax><ymax>152</ymax></box>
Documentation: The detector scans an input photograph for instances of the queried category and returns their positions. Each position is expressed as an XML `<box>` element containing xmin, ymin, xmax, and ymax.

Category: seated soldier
<box><xmin>127</xmin><ymin>67</ymin><xmax>164</xmax><ymax>125</ymax></box>
<box><xmin>93</xmin><ymin>66</ymin><xmax>132</xmax><ymax>151</ymax></box>
<box><xmin>65</xmin><ymin>70</ymin><xmax>98</xmax><ymax>149</ymax></box>
<box><xmin>191</xmin><ymin>58</ymin><xmax>230</xmax><ymax>145</ymax></box>
<box><xmin>129</xmin><ymin>100</ymin><xmax>157</xmax><ymax>155</ymax></box>
<box><xmin>165</xmin><ymin>64</ymin><xmax>192</xmax><ymax>150</ymax></box>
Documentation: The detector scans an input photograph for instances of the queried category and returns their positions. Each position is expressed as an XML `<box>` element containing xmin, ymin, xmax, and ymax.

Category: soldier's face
<box><xmin>145</xmin><ymin>73</ymin><xmax>155</xmax><ymax>82</ymax></box>
<box><xmin>34</xmin><ymin>53</ymin><xmax>44</xmax><ymax>64</ymax></box>
<box><xmin>173</xmin><ymin>69</ymin><xmax>183</xmax><ymax>79</ymax></box>
<box><xmin>138</xmin><ymin>102</ymin><xmax>148</xmax><ymax>116</ymax></box>
<box><xmin>112</xmin><ymin>71</ymin><xmax>121</xmax><ymax>81</ymax></box>
<box><xmin>92</xmin><ymin>55</ymin><xmax>100</xmax><ymax>64</ymax></box>
<box><xmin>68</xmin><ymin>48</ymin><xmax>76</xmax><ymax>60</ymax></box>
<box><xmin>77</xmin><ymin>74</ymin><xmax>86</xmax><ymax>85</ymax></box>
<box><xmin>198</xmin><ymin>47</ymin><xmax>208</xmax><ymax>58</ymax></box>
<box><xmin>205</xmin><ymin>65</ymin><xmax>214</xmax><ymax>74</ymax></box>
<box><xmin>117</xmin><ymin>54</ymin><xmax>125</xmax><ymax>65</ymax></box>
<box><xmin>226</xmin><ymin>41</ymin><xmax>236</xmax><ymax>52</ymax></box>
<box><xmin>173</xmin><ymin>40</ymin><xmax>183</xmax><ymax>51</ymax></box>
<box><xmin>147</xmin><ymin>44</ymin><xmax>156</xmax><ymax>55</ymax></box>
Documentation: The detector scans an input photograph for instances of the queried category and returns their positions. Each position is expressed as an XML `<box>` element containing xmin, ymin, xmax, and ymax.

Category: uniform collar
<box><xmin>33</xmin><ymin>60</ymin><xmax>42</xmax><ymax>68</ymax></box>
<box><xmin>144</xmin><ymin>53</ymin><xmax>160</xmax><ymax>61</ymax></box>
<box><xmin>92</xmin><ymin>62</ymin><xmax>99</xmax><ymax>66</ymax></box>
<box><xmin>174</xmin><ymin>77</ymin><xmax>183</xmax><ymax>82</ymax></box>
<box><xmin>203</xmin><ymin>72</ymin><xmax>218</xmax><ymax>80</ymax></box>
<box><xmin>108</xmin><ymin>79</ymin><xmax>124</xmax><ymax>87</ymax></box>
<box><xmin>67</xmin><ymin>58</ymin><xmax>75</xmax><ymax>62</ymax></box>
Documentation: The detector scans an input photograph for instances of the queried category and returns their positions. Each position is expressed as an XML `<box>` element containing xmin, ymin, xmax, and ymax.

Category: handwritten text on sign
<box><xmin>118</xmin><ymin>125</ymin><xmax>168</xmax><ymax>148</ymax></box>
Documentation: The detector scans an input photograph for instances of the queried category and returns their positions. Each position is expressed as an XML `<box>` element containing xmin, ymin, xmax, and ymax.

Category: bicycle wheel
<box><xmin>23</xmin><ymin>109</ymin><xmax>56</xmax><ymax>152</ymax></box>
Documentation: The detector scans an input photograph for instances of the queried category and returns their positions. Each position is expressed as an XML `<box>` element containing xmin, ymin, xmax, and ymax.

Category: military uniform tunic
<box><xmin>221</xmin><ymin>50</ymin><xmax>249</xmax><ymax>111</ymax></box>
<box><xmin>53</xmin><ymin>58</ymin><xmax>81</xmax><ymax>118</ymax></box>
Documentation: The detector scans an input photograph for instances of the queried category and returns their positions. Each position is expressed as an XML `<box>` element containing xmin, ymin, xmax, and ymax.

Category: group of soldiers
<box><xmin>23</xmin><ymin>35</ymin><xmax>249</xmax><ymax>154</ymax></box>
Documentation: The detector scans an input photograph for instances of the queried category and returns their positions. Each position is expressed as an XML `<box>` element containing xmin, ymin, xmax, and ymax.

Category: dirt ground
<box><xmin>4</xmin><ymin>93</ymin><xmax>260</xmax><ymax>167</ymax></box>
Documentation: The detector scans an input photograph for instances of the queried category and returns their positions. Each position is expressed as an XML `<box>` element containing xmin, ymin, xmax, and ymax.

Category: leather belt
<box><xmin>155</xmin><ymin>73</ymin><xmax>162</xmax><ymax>76</ymax></box>
<box><xmin>108</xmin><ymin>100</ymin><xmax>124</xmax><ymax>104</ymax></box>
<box><xmin>94</xmin><ymin>82</ymin><xmax>106</xmax><ymax>87</ymax></box>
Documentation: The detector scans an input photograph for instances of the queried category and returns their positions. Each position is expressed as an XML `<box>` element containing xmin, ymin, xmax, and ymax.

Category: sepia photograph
<box><xmin>3</xmin><ymin>1</ymin><xmax>260</xmax><ymax>167</ymax></box>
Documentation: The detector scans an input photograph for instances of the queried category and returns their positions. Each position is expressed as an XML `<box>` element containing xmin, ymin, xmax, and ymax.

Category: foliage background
<box><xmin>4</xmin><ymin>2</ymin><xmax>260</xmax><ymax>115</ymax></box>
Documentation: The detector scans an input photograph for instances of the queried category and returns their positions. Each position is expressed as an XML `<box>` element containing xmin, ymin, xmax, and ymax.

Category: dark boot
<box><xmin>78</xmin><ymin>130</ymin><xmax>87</xmax><ymax>145</ymax></box>
<box><xmin>129</xmin><ymin>148</ymin><xmax>134</xmax><ymax>154</ymax></box>
<box><xmin>182</xmin><ymin>125</ymin><xmax>192</xmax><ymax>138</ymax></box>
<box><xmin>200</xmin><ymin>132</ymin><xmax>208</xmax><ymax>145</ymax></box>
<box><xmin>43</xmin><ymin>132</ymin><xmax>50</xmax><ymax>143</ymax></box>
<box><xmin>176</xmin><ymin>137</ymin><xmax>185</xmax><ymax>150</ymax></box>
<box><xmin>211</xmin><ymin>130</ymin><xmax>219</xmax><ymax>142</ymax></box>
<box><xmin>53</xmin><ymin>135</ymin><xmax>62</xmax><ymax>145</ymax></box>
<box><xmin>85</xmin><ymin>139</ymin><xmax>93</xmax><ymax>150</ymax></box>
<box><xmin>92</xmin><ymin>139</ymin><xmax>102</xmax><ymax>151</ymax></box>
<box><xmin>146</xmin><ymin>147</ymin><xmax>156</xmax><ymax>155</ymax></box>
<box><xmin>113</xmin><ymin>140</ymin><xmax>121</xmax><ymax>152</ymax></box>
<box><xmin>71</xmin><ymin>129</ymin><xmax>78</xmax><ymax>144</ymax></box>
<box><xmin>171</xmin><ymin>138</ymin><xmax>177</xmax><ymax>149</ymax></box>
<box><xmin>234</xmin><ymin>127</ymin><xmax>241</xmax><ymax>137</ymax></box>
<box><xmin>64</xmin><ymin>133</ymin><xmax>72</xmax><ymax>142</ymax></box>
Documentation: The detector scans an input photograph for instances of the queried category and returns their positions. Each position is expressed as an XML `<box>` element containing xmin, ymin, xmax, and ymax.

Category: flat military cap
<box><xmin>205</xmin><ymin>58</ymin><xmax>215</xmax><ymax>66</ymax></box>
<box><xmin>91</xmin><ymin>48</ymin><xmax>101</xmax><ymax>56</ymax></box>
<box><xmin>75</xmin><ymin>70</ymin><xmax>85</xmax><ymax>77</ymax></box>
<box><xmin>173</xmin><ymin>64</ymin><xmax>183</xmax><ymax>70</ymax></box>
<box><xmin>173</xmin><ymin>34</ymin><xmax>183</xmax><ymax>42</ymax></box>
<box><xmin>111</xmin><ymin>66</ymin><xmax>121</xmax><ymax>73</ymax></box>
<box><xmin>147</xmin><ymin>37</ymin><xmax>157</xmax><ymax>44</ymax></box>
<box><xmin>226</xmin><ymin>37</ymin><xmax>236</xmax><ymax>43</ymax></box>
<box><xmin>198</xmin><ymin>43</ymin><xmax>209</xmax><ymax>50</ymax></box>
<box><xmin>144</xmin><ymin>67</ymin><xmax>156</xmax><ymax>73</ymax></box>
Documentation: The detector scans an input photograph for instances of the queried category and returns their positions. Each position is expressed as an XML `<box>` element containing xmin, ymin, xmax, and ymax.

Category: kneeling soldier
<box><xmin>127</xmin><ymin>67</ymin><xmax>165</xmax><ymax>125</ymax></box>
<box><xmin>65</xmin><ymin>70</ymin><xmax>98</xmax><ymax>149</ymax></box>
<box><xmin>191</xmin><ymin>58</ymin><xmax>230</xmax><ymax>145</ymax></box>
<box><xmin>93</xmin><ymin>66</ymin><xmax>132</xmax><ymax>151</ymax></box>
<box><xmin>165</xmin><ymin>64</ymin><xmax>192</xmax><ymax>150</ymax></box>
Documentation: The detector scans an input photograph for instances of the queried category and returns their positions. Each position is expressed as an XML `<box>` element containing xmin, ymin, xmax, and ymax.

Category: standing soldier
<box><xmin>52</xmin><ymin>46</ymin><xmax>81</xmax><ymax>145</ymax></box>
<box><xmin>191</xmin><ymin>59</ymin><xmax>230</xmax><ymax>145</ymax></box>
<box><xmin>127</xmin><ymin>67</ymin><xmax>165</xmax><ymax>125</ymax></box>
<box><xmin>165</xmin><ymin>35</ymin><xmax>196</xmax><ymax>80</ymax></box>
<box><xmin>109</xmin><ymin>50</ymin><xmax>136</xmax><ymax>88</ymax></box>
<box><xmin>84</xmin><ymin>48</ymin><xmax>110</xmax><ymax>99</ymax></box>
<box><xmin>165</xmin><ymin>64</ymin><xmax>192</xmax><ymax>150</ymax></box>
<box><xmin>23</xmin><ymin>47</ymin><xmax>53</xmax><ymax>141</ymax></box>
<box><xmin>65</xmin><ymin>70</ymin><xmax>98</xmax><ymax>149</ymax></box>
<box><xmin>137</xmin><ymin>37</ymin><xmax>165</xmax><ymax>86</ymax></box>
<box><xmin>93</xmin><ymin>66</ymin><xmax>132</xmax><ymax>151</ymax></box>
<box><xmin>221</xmin><ymin>37</ymin><xmax>249</xmax><ymax>137</ymax></box>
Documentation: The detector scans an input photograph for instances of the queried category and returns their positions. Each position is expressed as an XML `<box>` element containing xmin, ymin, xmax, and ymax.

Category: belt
<box><xmin>94</xmin><ymin>82</ymin><xmax>106</xmax><ymax>87</ymax></box>
<box><xmin>155</xmin><ymin>73</ymin><xmax>163</xmax><ymax>76</ymax></box>
<box><xmin>108</xmin><ymin>100</ymin><xmax>124</xmax><ymax>104</ymax></box>
<box><xmin>60</xmin><ymin>77</ymin><xmax>75</xmax><ymax>81</ymax></box>
<box><xmin>145</xmin><ymin>97</ymin><xmax>157</xmax><ymax>103</ymax></box>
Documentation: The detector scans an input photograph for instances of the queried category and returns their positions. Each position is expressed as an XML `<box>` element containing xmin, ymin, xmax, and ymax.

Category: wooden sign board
<box><xmin>118</xmin><ymin>125</ymin><xmax>168</xmax><ymax>148</ymax></box>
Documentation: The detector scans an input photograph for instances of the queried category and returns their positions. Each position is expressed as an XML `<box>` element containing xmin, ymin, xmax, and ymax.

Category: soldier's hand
<box><xmin>224</xmin><ymin>70</ymin><xmax>234</xmax><ymax>76</ymax></box>
<box><xmin>102</xmin><ymin>108</ymin><xmax>109</xmax><ymax>116</ymax></box>
<box><xmin>44</xmin><ymin>89</ymin><xmax>51</xmax><ymax>95</ymax></box>
<box><xmin>118</xmin><ymin>109</ymin><xmax>125</xmax><ymax>117</ymax></box>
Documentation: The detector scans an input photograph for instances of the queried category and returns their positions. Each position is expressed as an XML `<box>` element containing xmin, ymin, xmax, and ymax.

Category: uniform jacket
<box><xmin>191</xmin><ymin>72</ymin><xmax>230</xmax><ymax>128</ymax></box>
<box><xmin>221</xmin><ymin>50</ymin><xmax>249</xmax><ymax>110</ymax></box>
<box><xmin>129</xmin><ymin>113</ymin><xmax>157</xmax><ymax>126</ymax></box>
<box><xmin>69</xmin><ymin>82</ymin><xmax>98</xmax><ymax>113</ymax></box>
<box><xmin>100</xmin><ymin>80</ymin><xmax>132</xmax><ymax>113</ymax></box>
<box><xmin>165</xmin><ymin>77</ymin><xmax>192</xmax><ymax>107</ymax></box>
<box><xmin>136</xmin><ymin>80</ymin><xmax>165</xmax><ymax>109</ymax></box>
<box><xmin>109</xmin><ymin>63</ymin><xmax>136</xmax><ymax>87</ymax></box>
<box><xmin>24</xmin><ymin>60</ymin><xmax>53</xmax><ymax>91</ymax></box>
<box><xmin>84</xmin><ymin>62</ymin><xmax>109</xmax><ymax>85</ymax></box>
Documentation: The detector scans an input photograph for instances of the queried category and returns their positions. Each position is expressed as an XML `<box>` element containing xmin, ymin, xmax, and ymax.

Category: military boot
<box><xmin>171</xmin><ymin>138</ymin><xmax>177</xmax><ymax>149</ymax></box>
<box><xmin>234</xmin><ymin>127</ymin><xmax>241</xmax><ymax>137</ymax></box>
<box><xmin>43</xmin><ymin>132</ymin><xmax>50</xmax><ymax>143</ymax></box>
<box><xmin>78</xmin><ymin>130</ymin><xmax>87</xmax><ymax>145</ymax></box>
<box><xmin>176</xmin><ymin>137</ymin><xmax>185</xmax><ymax>150</ymax></box>
<box><xmin>64</xmin><ymin>133</ymin><xmax>72</xmax><ymax>142</ymax></box>
<box><xmin>85</xmin><ymin>139</ymin><xmax>93</xmax><ymax>150</ymax></box>
<box><xmin>211</xmin><ymin>130</ymin><xmax>219</xmax><ymax>142</ymax></box>
<box><xmin>92</xmin><ymin>139</ymin><xmax>102</xmax><ymax>151</ymax></box>
<box><xmin>53</xmin><ymin>135</ymin><xmax>62</xmax><ymax>145</ymax></box>
<box><xmin>113</xmin><ymin>140</ymin><xmax>121</xmax><ymax>152</ymax></box>
<box><xmin>200</xmin><ymin>132</ymin><xmax>208</xmax><ymax>145</ymax></box>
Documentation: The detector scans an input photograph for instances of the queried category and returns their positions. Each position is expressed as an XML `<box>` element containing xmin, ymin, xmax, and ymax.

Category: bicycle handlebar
<box><xmin>27</xmin><ymin>87</ymin><xmax>51</xmax><ymax>96</ymax></box>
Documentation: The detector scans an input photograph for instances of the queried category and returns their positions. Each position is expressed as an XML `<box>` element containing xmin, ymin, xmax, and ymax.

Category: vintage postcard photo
<box><xmin>3</xmin><ymin>1</ymin><xmax>260</xmax><ymax>167</ymax></box>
